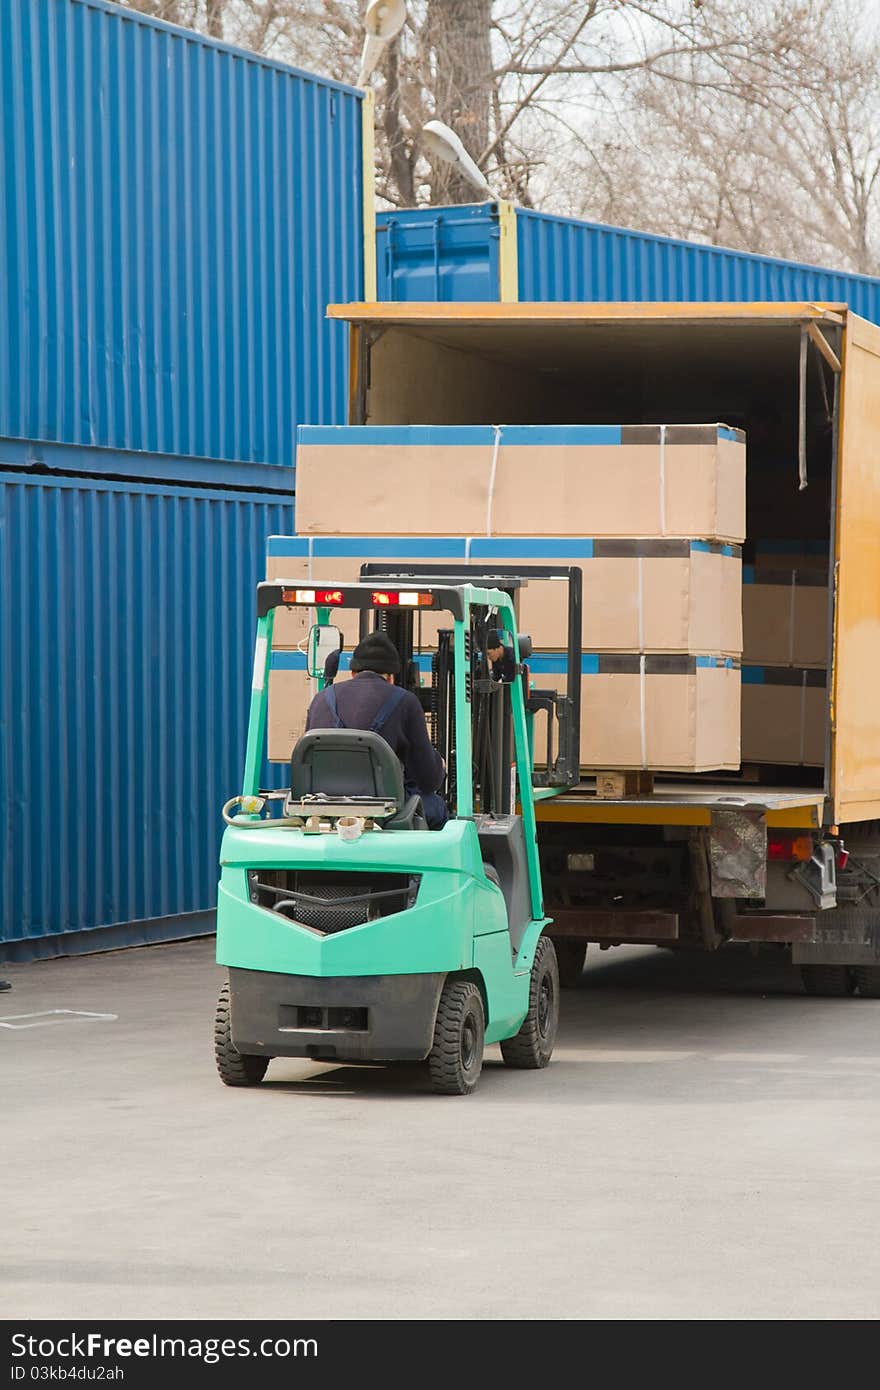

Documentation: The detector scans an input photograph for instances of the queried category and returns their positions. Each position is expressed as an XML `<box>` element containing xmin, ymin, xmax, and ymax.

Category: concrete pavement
<box><xmin>3</xmin><ymin>939</ymin><xmax>879</xmax><ymax>1319</ymax></box>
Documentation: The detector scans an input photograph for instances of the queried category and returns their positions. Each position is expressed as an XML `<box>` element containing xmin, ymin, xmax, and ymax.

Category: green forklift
<box><xmin>215</xmin><ymin>565</ymin><xmax>581</xmax><ymax>1095</ymax></box>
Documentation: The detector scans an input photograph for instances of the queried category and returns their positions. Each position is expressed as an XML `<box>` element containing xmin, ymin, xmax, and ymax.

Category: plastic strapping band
<box><xmin>464</xmin><ymin>535</ymin><xmax>472</xmax><ymax>562</ymax></box>
<box><xmin>487</xmin><ymin>424</ymin><xmax>503</xmax><ymax>536</ymax></box>
<box><xmin>639</xmin><ymin>653</ymin><xmax>647</xmax><ymax>769</ymax></box>
<box><xmin>800</xmin><ymin>670</ymin><xmax>807</xmax><ymax>764</ymax></box>
<box><xmin>308</xmin><ymin>535</ymin><xmax>314</xmax><ymax>581</ymax></box>
<box><xmin>789</xmin><ymin>570</ymin><xmax>796</xmax><ymax>665</ymax></box>
<box><xmin>659</xmin><ymin>424</ymin><xmax>667</xmax><ymax>537</ymax></box>
<box><xmin>637</xmin><ymin>556</ymin><xmax>645</xmax><ymax>651</ymax></box>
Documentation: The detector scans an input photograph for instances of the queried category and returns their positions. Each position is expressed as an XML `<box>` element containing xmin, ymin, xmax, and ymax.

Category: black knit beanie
<box><xmin>350</xmin><ymin>630</ymin><xmax>402</xmax><ymax>675</ymax></box>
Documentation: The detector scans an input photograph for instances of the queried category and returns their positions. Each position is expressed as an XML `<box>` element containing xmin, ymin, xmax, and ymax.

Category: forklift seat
<box><xmin>290</xmin><ymin>729</ymin><xmax>426</xmax><ymax>830</ymax></box>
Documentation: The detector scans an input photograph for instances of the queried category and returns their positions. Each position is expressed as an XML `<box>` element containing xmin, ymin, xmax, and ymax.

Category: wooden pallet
<box><xmin>592</xmin><ymin>769</ymin><xmax>655</xmax><ymax>799</ymax></box>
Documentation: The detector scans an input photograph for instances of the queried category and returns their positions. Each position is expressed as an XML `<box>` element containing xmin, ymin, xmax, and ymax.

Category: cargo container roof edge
<box><xmin>328</xmin><ymin>301</ymin><xmax>847</xmax><ymax>323</ymax></box>
<box><xmin>80</xmin><ymin>0</ymin><xmax>364</xmax><ymax>96</ymax></box>
<box><xmin>383</xmin><ymin>199</ymin><xmax>880</xmax><ymax>291</ymax></box>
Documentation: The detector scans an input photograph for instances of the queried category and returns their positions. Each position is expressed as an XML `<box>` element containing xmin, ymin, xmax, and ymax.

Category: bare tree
<box><xmin>571</xmin><ymin>0</ymin><xmax>880</xmax><ymax>274</ymax></box>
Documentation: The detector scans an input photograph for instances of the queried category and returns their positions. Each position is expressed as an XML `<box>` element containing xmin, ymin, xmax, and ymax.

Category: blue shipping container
<box><xmin>376</xmin><ymin>203</ymin><xmax>880</xmax><ymax>322</ymax></box>
<box><xmin>0</xmin><ymin>462</ymin><xmax>294</xmax><ymax>960</ymax></box>
<box><xmin>0</xmin><ymin>0</ymin><xmax>365</xmax><ymax>478</ymax></box>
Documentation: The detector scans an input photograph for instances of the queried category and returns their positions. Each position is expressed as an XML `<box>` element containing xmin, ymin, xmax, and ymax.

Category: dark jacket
<box><xmin>306</xmin><ymin>672</ymin><xmax>445</xmax><ymax>794</ymax></box>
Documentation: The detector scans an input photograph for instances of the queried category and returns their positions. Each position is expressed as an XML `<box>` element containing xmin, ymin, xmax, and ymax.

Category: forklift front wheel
<box><xmin>500</xmin><ymin>936</ymin><xmax>560</xmax><ymax>1070</ymax></box>
<box><xmin>214</xmin><ymin>981</ymin><xmax>270</xmax><ymax>1087</ymax></box>
<box><xmin>427</xmin><ymin>979</ymin><xmax>485</xmax><ymax>1096</ymax></box>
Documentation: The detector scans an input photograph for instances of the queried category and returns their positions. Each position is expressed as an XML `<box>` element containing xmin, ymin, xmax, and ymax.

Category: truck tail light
<box><xmin>767</xmin><ymin>833</ymin><xmax>813</xmax><ymax>862</ymax></box>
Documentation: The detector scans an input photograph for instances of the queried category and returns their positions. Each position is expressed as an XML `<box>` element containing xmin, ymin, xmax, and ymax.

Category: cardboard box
<box><xmin>266</xmin><ymin>535</ymin><xmax>742</xmax><ymax>656</ymax></box>
<box><xmin>267</xmin><ymin>659</ymin><xmax>311</xmax><ymax>763</ymax></box>
<box><xmin>265</xmin><ymin>554</ymin><xmax>310</xmax><ymax>648</ymax></box>
<box><xmin>295</xmin><ymin>424</ymin><xmax>746</xmax><ymax>543</ymax></box>
<box><xmin>267</xmin><ymin>649</ymin><xmax>741</xmax><ymax>771</ymax></box>
<box><xmin>471</xmin><ymin>539</ymin><xmax>741</xmax><ymax>654</ymax></box>
<box><xmin>741</xmin><ymin>666</ymin><xmax>826</xmax><ymax>765</ymax></box>
<box><xmin>529</xmin><ymin>655</ymin><xmax>741</xmax><ymax>772</ymax></box>
<box><xmin>742</xmin><ymin>567</ymin><xmax>828</xmax><ymax>667</ymax></box>
<box><xmin>267</xmin><ymin>651</ymin><xmax>435</xmax><ymax>763</ymax></box>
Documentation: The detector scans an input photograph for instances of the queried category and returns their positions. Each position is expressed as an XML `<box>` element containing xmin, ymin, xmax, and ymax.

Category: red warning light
<box><xmin>314</xmin><ymin>589</ymin><xmax>344</xmax><ymax>605</ymax></box>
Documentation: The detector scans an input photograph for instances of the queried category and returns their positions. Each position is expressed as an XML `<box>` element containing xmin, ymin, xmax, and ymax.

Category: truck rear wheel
<box><xmin>427</xmin><ymin>979</ymin><xmax>485</xmax><ymax>1095</ymax></box>
<box><xmin>214</xmin><ymin>981</ymin><xmax>270</xmax><ymax>1086</ymax></box>
<box><xmin>800</xmin><ymin>965</ymin><xmax>855</xmax><ymax>998</ymax></box>
<box><xmin>854</xmin><ymin>966</ymin><xmax>880</xmax><ymax>998</ymax></box>
<box><xmin>500</xmin><ymin>935</ymin><xmax>559</xmax><ymax>1069</ymax></box>
<box><xmin>554</xmin><ymin>939</ymin><xmax>587</xmax><ymax>988</ymax></box>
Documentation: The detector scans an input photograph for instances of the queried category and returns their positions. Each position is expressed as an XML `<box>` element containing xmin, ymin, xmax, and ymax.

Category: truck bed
<box><xmin>535</xmin><ymin>781</ymin><xmax>825</xmax><ymax>829</ymax></box>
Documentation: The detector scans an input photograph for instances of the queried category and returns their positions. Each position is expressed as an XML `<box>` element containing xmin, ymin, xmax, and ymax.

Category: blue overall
<box><xmin>323</xmin><ymin>684</ymin><xmax>448</xmax><ymax>829</ymax></box>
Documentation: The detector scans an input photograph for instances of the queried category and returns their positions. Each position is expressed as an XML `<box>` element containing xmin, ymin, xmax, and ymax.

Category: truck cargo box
<box><xmin>326</xmin><ymin>300</ymin><xmax>880</xmax><ymax>826</ymax></box>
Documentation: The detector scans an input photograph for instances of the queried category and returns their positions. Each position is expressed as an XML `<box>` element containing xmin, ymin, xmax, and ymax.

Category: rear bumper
<box><xmin>228</xmin><ymin>966</ymin><xmax>445</xmax><ymax>1062</ymax></box>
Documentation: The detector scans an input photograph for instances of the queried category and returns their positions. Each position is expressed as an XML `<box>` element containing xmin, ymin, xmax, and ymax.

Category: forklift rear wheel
<box><xmin>214</xmin><ymin>981</ymin><xmax>270</xmax><ymax>1087</ymax></box>
<box><xmin>854</xmin><ymin>965</ymin><xmax>880</xmax><ymax>998</ymax></box>
<box><xmin>800</xmin><ymin>964</ymin><xmax>856</xmax><ymax>998</ymax></box>
<box><xmin>427</xmin><ymin>979</ymin><xmax>485</xmax><ymax>1095</ymax></box>
<box><xmin>554</xmin><ymin>940</ymin><xmax>587</xmax><ymax>989</ymax></box>
<box><xmin>500</xmin><ymin>935</ymin><xmax>560</xmax><ymax>1069</ymax></box>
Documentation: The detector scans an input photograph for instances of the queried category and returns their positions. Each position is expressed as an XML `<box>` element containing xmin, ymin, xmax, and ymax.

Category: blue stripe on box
<box><xmin>266</xmin><ymin>536</ymin><xmax>310</xmax><ymax>557</ymax></box>
<box><xmin>470</xmin><ymin>538</ymin><xmax>595</xmax><ymax>558</ymax></box>
<box><xmin>497</xmin><ymin>426</ymin><xmax>622</xmax><ymax>446</ymax></box>
<box><xmin>271</xmin><ymin>651</ymin><xmax>308</xmax><ymax>671</ymax></box>
<box><xmin>743</xmin><ymin>565</ymin><xmax>756</xmax><ymax>583</ymax></box>
<box><xmin>696</xmin><ymin>656</ymin><xmax>736</xmax><ymax>669</ymax></box>
<box><xmin>315</xmin><ymin>538</ymin><xmax>468</xmax><ymax>558</ymax></box>
<box><xmin>528</xmin><ymin>655</ymin><xmax>601</xmax><ymax>675</ymax></box>
<box><xmin>690</xmin><ymin>541</ymin><xmax>736</xmax><ymax>557</ymax></box>
<box><xmin>298</xmin><ymin>425</ymin><xmax>496</xmax><ymax>446</ymax></box>
<box><xmin>296</xmin><ymin>424</ymin><xmax>623</xmax><ymax>447</ymax></box>
<box><xmin>741</xmin><ymin>666</ymin><xmax>765</xmax><ymax>684</ymax></box>
<box><xmin>717</xmin><ymin>426</ymin><xmax>741</xmax><ymax>442</ymax></box>
<box><xmin>271</xmin><ymin>652</ymin><xmax>433</xmax><ymax>674</ymax></box>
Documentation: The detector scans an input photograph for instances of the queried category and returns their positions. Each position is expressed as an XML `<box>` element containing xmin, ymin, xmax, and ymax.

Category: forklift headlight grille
<box><xmin>246</xmin><ymin>870</ymin><xmax>420</xmax><ymax>934</ymax></box>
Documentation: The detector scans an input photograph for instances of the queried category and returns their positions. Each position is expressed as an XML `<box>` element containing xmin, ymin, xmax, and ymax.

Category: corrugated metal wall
<box><xmin>376</xmin><ymin>203</ymin><xmax>880</xmax><ymax>323</ymax></box>
<box><xmin>377</xmin><ymin>204</ymin><xmax>499</xmax><ymax>301</ymax></box>
<box><xmin>0</xmin><ymin>0</ymin><xmax>363</xmax><ymax>473</ymax></box>
<box><xmin>0</xmin><ymin>465</ymin><xmax>294</xmax><ymax>959</ymax></box>
<box><xmin>0</xmin><ymin>1</ymin><xmax>364</xmax><ymax>957</ymax></box>
<box><xmin>516</xmin><ymin>209</ymin><xmax>880</xmax><ymax>316</ymax></box>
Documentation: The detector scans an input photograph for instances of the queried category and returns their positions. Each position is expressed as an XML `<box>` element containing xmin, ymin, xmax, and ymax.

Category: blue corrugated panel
<box><xmin>0</xmin><ymin>0</ymin><xmax>363</xmax><ymax>474</ymax></box>
<box><xmin>515</xmin><ymin>210</ymin><xmax>880</xmax><ymax>318</ymax></box>
<box><xmin>376</xmin><ymin>201</ymin><xmax>880</xmax><ymax>323</ymax></box>
<box><xmin>0</xmin><ymin>462</ymin><xmax>294</xmax><ymax>959</ymax></box>
<box><xmin>376</xmin><ymin>204</ymin><xmax>500</xmax><ymax>301</ymax></box>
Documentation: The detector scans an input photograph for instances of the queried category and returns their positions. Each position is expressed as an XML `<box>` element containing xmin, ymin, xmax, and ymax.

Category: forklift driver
<box><xmin>486</xmin><ymin>628</ymin><xmax>516</xmax><ymax>683</ymax></box>
<box><xmin>305</xmin><ymin>631</ymin><xmax>448</xmax><ymax>829</ymax></box>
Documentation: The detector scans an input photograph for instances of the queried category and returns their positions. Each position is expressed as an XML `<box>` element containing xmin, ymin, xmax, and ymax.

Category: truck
<box><xmin>315</xmin><ymin>299</ymin><xmax>880</xmax><ymax>999</ymax></box>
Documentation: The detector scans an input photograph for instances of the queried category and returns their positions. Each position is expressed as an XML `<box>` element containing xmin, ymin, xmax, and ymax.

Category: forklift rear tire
<box><xmin>800</xmin><ymin>964</ymin><xmax>856</xmax><ymax>998</ymax></box>
<box><xmin>554</xmin><ymin>939</ymin><xmax>587</xmax><ymax>989</ymax></box>
<box><xmin>854</xmin><ymin>965</ymin><xmax>880</xmax><ymax>998</ymax></box>
<box><xmin>500</xmin><ymin>935</ymin><xmax>560</xmax><ymax>1069</ymax></box>
<box><xmin>214</xmin><ymin>981</ymin><xmax>270</xmax><ymax>1087</ymax></box>
<box><xmin>427</xmin><ymin>979</ymin><xmax>485</xmax><ymax>1095</ymax></box>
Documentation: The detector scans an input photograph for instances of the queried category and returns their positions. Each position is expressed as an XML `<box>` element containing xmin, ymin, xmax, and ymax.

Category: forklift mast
<box><xmin>359</xmin><ymin>563</ymin><xmax>583</xmax><ymax>806</ymax></box>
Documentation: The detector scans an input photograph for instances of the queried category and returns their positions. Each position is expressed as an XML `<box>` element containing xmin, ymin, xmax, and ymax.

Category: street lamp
<box><xmin>358</xmin><ymin>0</ymin><xmax>407</xmax><ymax>86</ymax></box>
<box><xmin>421</xmin><ymin>119</ymin><xmax>491</xmax><ymax>197</ymax></box>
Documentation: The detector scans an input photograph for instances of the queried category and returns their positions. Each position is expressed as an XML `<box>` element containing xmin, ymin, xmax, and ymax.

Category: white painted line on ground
<box><xmin>0</xmin><ymin>1009</ymin><xmax>118</xmax><ymax>1030</ymax></box>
